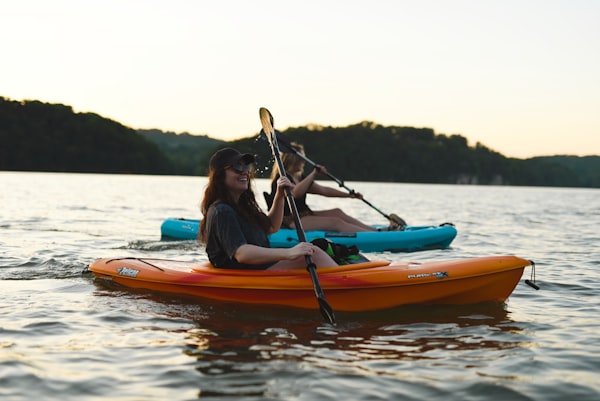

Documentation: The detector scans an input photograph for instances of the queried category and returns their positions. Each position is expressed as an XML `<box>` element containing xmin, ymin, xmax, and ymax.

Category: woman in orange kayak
<box><xmin>199</xmin><ymin>148</ymin><xmax>337</xmax><ymax>271</ymax></box>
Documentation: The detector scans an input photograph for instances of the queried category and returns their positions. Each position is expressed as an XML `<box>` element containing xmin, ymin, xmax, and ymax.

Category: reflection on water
<box><xmin>183</xmin><ymin>303</ymin><xmax>523</xmax><ymax>362</ymax></box>
<box><xmin>138</xmin><ymin>291</ymin><xmax>529</xmax><ymax>398</ymax></box>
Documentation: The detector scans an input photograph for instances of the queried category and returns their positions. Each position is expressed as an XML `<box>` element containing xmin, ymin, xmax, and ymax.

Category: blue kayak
<box><xmin>160</xmin><ymin>217</ymin><xmax>457</xmax><ymax>253</ymax></box>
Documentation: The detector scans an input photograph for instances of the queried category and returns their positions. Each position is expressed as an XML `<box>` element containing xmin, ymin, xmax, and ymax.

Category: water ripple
<box><xmin>1</xmin><ymin>173</ymin><xmax>599</xmax><ymax>401</ymax></box>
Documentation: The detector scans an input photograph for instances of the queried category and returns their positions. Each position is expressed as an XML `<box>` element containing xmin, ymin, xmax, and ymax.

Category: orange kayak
<box><xmin>87</xmin><ymin>256</ymin><xmax>532</xmax><ymax>312</ymax></box>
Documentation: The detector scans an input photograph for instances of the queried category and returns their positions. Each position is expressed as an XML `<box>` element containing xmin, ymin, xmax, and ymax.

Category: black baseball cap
<box><xmin>209</xmin><ymin>148</ymin><xmax>255</xmax><ymax>171</ymax></box>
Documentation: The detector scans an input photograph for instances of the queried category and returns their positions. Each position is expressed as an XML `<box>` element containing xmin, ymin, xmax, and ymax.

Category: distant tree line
<box><xmin>226</xmin><ymin>123</ymin><xmax>599</xmax><ymax>187</ymax></box>
<box><xmin>137</xmin><ymin>129</ymin><xmax>225</xmax><ymax>175</ymax></box>
<box><xmin>0</xmin><ymin>97</ymin><xmax>169</xmax><ymax>174</ymax></box>
<box><xmin>1</xmin><ymin>96</ymin><xmax>598</xmax><ymax>187</ymax></box>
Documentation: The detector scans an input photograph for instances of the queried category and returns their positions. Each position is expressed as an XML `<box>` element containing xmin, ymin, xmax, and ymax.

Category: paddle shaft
<box><xmin>259</xmin><ymin>108</ymin><xmax>336</xmax><ymax>325</ymax></box>
<box><xmin>272</xmin><ymin>143</ymin><xmax>330</xmax><ymax>304</ymax></box>
<box><xmin>274</xmin><ymin>131</ymin><xmax>400</xmax><ymax>224</ymax></box>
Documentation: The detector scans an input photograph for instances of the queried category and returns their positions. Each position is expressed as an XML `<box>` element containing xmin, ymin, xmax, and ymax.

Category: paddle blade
<box><xmin>259</xmin><ymin>107</ymin><xmax>275</xmax><ymax>137</ymax></box>
<box><xmin>388</xmin><ymin>213</ymin><xmax>407</xmax><ymax>229</ymax></box>
<box><xmin>318</xmin><ymin>298</ymin><xmax>336</xmax><ymax>325</ymax></box>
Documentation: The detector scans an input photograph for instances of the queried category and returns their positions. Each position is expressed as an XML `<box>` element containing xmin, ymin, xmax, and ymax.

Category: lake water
<box><xmin>1</xmin><ymin>171</ymin><xmax>599</xmax><ymax>401</ymax></box>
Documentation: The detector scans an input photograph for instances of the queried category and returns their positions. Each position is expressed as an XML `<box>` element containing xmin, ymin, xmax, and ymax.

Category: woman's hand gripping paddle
<box><xmin>259</xmin><ymin>107</ymin><xmax>336</xmax><ymax>325</ymax></box>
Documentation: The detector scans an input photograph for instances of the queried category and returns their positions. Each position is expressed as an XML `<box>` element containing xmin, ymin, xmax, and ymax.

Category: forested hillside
<box><xmin>226</xmin><ymin>124</ymin><xmax>599</xmax><ymax>187</ymax></box>
<box><xmin>138</xmin><ymin>129</ymin><xmax>225</xmax><ymax>175</ymax></box>
<box><xmin>529</xmin><ymin>155</ymin><xmax>600</xmax><ymax>187</ymax></box>
<box><xmin>0</xmin><ymin>97</ymin><xmax>169</xmax><ymax>174</ymax></box>
<box><xmin>1</xmin><ymin>96</ymin><xmax>598</xmax><ymax>187</ymax></box>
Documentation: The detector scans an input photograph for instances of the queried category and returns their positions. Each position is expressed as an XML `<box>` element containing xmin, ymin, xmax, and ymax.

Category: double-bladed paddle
<box><xmin>260</xmin><ymin>128</ymin><xmax>407</xmax><ymax>228</ymax></box>
<box><xmin>259</xmin><ymin>107</ymin><xmax>336</xmax><ymax>325</ymax></box>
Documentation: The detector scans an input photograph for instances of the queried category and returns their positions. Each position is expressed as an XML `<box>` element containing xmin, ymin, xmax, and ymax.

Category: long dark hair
<box><xmin>199</xmin><ymin>166</ymin><xmax>271</xmax><ymax>242</ymax></box>
<box><xmin>269</xmin><ymin>142</ymin><xmax>305</xmax><ymax>180</ymax></box>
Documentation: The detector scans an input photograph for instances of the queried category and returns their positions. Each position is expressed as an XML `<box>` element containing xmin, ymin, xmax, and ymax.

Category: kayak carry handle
<box><xmin>525</xmin><ymin>260</ymin><xmax>540</xmax><ymax>290</ymax></box>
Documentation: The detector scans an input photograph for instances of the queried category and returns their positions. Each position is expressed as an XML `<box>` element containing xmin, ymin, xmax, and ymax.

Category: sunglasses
<box><xmin>227</xmin><ymin>162</ymin><xmax>255</xmax><ymax>174</ymax></box>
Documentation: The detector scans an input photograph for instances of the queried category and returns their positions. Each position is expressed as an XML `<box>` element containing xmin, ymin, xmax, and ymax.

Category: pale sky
<box><xmin>2</xmin><ymin>0</ymin><xmax>599</xmax><ymax>158</ymax></box>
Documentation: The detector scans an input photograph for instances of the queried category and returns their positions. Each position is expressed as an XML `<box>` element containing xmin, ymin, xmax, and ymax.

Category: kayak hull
<box><xmin>87</xmin><ymin>256</ymin><xmax>530</xmax><ymax>312</ymax></box>
<box><xmin>160</xmin><ymin>217</ymin><xmax>457</xmax><ymax>253</ymax></box>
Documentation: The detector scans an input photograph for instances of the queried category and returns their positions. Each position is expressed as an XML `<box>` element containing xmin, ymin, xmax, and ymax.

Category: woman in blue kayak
<box><xmin>269</xmin><ymin>142</ymin><xmax>396</xmax><ymax>232</ymax></box>
<box><xmin>199</xmin><ymin>148</ymin><xmax>337</xmax><ymax>270</ymax></box>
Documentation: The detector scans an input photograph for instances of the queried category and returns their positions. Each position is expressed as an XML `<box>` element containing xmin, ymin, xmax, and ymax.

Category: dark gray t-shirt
<box><xmin>205</xmin><ymin>202</ymin><xmax>274</xmax><ymax>270</ymax></box>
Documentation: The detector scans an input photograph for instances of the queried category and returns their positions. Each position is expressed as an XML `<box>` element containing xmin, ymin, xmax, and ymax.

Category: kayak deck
<box><xmin>88</xmin><ymin>256</ymin><xmax>531</xmax><ymax>312</ymax></box>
